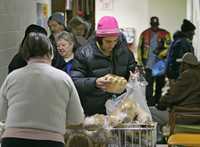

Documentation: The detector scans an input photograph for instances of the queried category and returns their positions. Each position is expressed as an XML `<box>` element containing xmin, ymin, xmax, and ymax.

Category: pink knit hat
<box><xmin>96</xmin><ymin>16</ymin><xmax>120</xmax><ymax>37</ymax></box>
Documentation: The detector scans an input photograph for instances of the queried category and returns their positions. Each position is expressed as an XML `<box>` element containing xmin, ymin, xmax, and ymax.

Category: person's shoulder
<box><xmin>6</xmin><ymin>66</ymin><xmax>27</xmax><ymax>81</ymax></box>
<box><xmin>141</xmin><ymin>28</ymin><xmax>151</xmax><ymax>35</ymax></box>
<box><xmin>49</xmin><ymin>65</ymin><xmax>73</xmax><ymax>81</ymax></box>
<box><xmin>50</xmin><ymin>65</ymin><xmax>69</xmax><ymax>75</ymax></box>
<box><xmin>159</xmin><ymin>28</ymin><xmax>169</xmax><ymax>32</ymax></box>
<box><xmin>75</xmin><ymin>39</ymin><xmax>96</xmax><ymax>56</ymax></box>
<box><xmin>158</xmin><ymin>28</ymin><xmax>170</xmax><ymax>36</ymax></box>
<box><xmin>179</xmin><ymin>68</ymin><xmax>194</xmax><ymax>79</ymax></box>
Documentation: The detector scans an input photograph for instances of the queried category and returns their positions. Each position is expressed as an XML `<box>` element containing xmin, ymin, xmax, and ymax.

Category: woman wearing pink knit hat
<box><xmin>71</xmin><ymin>16</ymin><xmax>136</xmax><ymax>116</ymax></box>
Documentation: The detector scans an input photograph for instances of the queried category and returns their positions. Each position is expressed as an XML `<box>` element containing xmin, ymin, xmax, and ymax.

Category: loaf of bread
<box><xmin>108</xmin><ymin>98</ymin><xmax>138</xmax><ymax>126</ymax></box>
<box><xmin>65</xmin><ymin>131</ymin><xmax>93</xmax><ymax>147</ymax></box>
<box><xmin>83</xmin><ymin>114</ymin><xmax>106</xmax><ymax>130</ymax></box>
<box><xmin>104</xmin><ymin>74</ymin><xmax>127</xmax><ymax>94</ymax></box>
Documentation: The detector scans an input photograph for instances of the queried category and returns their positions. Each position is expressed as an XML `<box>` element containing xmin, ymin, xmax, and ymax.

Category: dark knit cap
<box><xmin>48</xmin><ymin>12</ymin><xmax>65</xmax><ymax>26</ymax></box>
<box><xmin>150</xmin><ymin>16</ymin><xmax>159</xmax><ymax>26</ymax></box>
<box><xmin>25</xmin><ymin>24</ymin><xmax>47</xmax><ymax>36</ymax></box>
<box><xmin>21</xmin><ymin>24</ymin><xmax>47</xmax><ymax>48</ymax></box>
<box><xmin>181</xmin><ymin>19</ymin><xmax>196</xmax><ymax>32</ymax></box>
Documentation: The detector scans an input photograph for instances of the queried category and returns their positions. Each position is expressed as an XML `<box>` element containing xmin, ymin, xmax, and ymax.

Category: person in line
<box><xmin>150</xmin><ymin>52</ymin><xmax>200</xmax><ymax>143</ymax></box>
<box><xmin>55</xmin><ymin>31</ymin><xmax>76</xmax><ymax>75</ymax></box>
<box><xmin>8</xmin><ymin>24</ymin><xmax>47</xmax><ymax>73</ymax></box>
<box><xmin>166</xmin><ymin>19</ymin><xmax>196</xmax><ymax>80</ymax></box>
<box><xmin>137</xmin><ymin>16</ymin><xmax>171</xmax><ymax>106</ymax></box>
<box><xmin>121</xmin><ymin>28</ymin><xmax>136</xmax><ymax>54</ymax></box>
<box><xmin>152</xmin><ymin>52</ymin><xmax>200</xmax><ymax>129</ymax></box>
<box><xmin>158</xmin><ymin>52</ymin><xmax>200</xmax><ymax>111</ymax></box>
<box><xmin>71</xmin><ymin>16</ymin><xmax>136</xmax><ymax>116</ymax></box>
<box><xmin>48</xmin><ymin>12</ymin><xmax>68</xmax><ymax>69</ymax></box>
<box><xmin>0</xmin><ymin>32</ymin><xmax>85</xmax><ymax>147</ymax></box>
<box><xmin>68</xmin><ymin>16</ymin><xmax>90</xmax><ymax>47</ymax></box>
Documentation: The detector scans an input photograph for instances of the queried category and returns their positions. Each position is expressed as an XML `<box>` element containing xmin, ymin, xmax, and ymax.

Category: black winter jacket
<box><xmin>71</xmin><ymin>34</ymin><xmax>136</xmax><ymax>116</ymax></box>
<box><xmin>166</xmin><ymin>31</ymin><xmax>194</xmax><ymax>79</ymax></box>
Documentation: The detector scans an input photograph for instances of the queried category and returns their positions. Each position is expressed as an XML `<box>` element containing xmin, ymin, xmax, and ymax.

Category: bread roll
<box><xmin>104</xmin><ymin>74</ymin><xmax>127</xmax><ymax>94</ymax></box>
<box><xmin>108</xmin><ymin>98</ymin><xmax>137</xmax><ymax>126</ymax></box>
<box><xmin>84</xmin><ymin>114</ymin><xmax>106</xmax><ymax>130</ymax></box>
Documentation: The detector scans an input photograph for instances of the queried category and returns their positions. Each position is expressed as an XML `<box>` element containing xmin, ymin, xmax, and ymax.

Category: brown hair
<box><xmin>20</xmin><ymin>32</ymin><xmax>54</xmax><ymax>60</ymax></box>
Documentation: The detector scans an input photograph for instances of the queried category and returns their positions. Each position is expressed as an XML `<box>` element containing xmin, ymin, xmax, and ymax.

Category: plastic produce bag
<box><xmin>152</xmin><ymin>59</ymin><xmax>167</xmax><ymax>77</ymax></box>
<box><xmin>127</xmin><ymin>71</ymin><xmax>152</xmax><ymax>119</ymax></box>
<box><xmin>105</xmin><ymin>70</ymin><xmax>152</xmax><ymax>123</ymax></box>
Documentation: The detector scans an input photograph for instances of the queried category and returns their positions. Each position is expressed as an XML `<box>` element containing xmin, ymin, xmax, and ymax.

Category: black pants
<box><xmin>145</xmin><ymin>68</ymin><xmax>165</xmax><ymax>106</ymax></box>
<box><xmin>1</xmin><ymin>138</ymin><xmax>65</xmax><ymax>147</ymax></box>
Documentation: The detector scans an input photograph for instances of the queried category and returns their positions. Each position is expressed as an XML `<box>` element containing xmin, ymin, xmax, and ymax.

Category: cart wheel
<box><xmin>65</xmin><ymin>132</ymin><xmax>93</xmax><ymax>147</ymax></box>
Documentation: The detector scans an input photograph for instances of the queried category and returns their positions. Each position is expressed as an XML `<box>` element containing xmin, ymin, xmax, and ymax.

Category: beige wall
<box><xmin>149</xmin><ymin>0</ymin><xmax>186</xmax><ymax>35</ymax></box>
<box><xmin>0</xmin><ymin>0</ymin><xmax>187</xmax><ymax>86</ymax></box>
<box><xmin>0</xmin><ymin>0</ymin><xmax>51</xmax><ymax>86</ymax></box>
<box><xmin>95</xmin><ymin>0</ymin><xmax>186</xmax><ymax>44</ymax></box>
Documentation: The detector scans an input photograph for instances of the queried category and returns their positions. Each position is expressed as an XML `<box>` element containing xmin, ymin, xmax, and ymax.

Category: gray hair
<box><xmin>55</xmin><ymin>31</ymin><xmax>75</xmax><ymax>45</ymax></box>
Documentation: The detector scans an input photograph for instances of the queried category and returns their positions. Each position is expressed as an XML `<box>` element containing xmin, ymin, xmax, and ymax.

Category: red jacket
<box><xmin>137</xmin><ymin>28</ymin><xmax>171</xmax><ymax>66</ymax></box>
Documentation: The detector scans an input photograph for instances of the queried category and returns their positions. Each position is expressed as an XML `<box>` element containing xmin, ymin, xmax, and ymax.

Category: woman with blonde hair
<box><xmin>56</xmin><ymin>31</ymin><xmax>76</xmax><ymax>75</ymax></box>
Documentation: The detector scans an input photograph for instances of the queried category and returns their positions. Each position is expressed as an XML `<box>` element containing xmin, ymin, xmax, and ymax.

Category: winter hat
<box><xmin>96</xmin><ymin>16</ymin><xmax>120</xmax><ymax>37</ymax></box>
<box><xmin>48</xmin><ymin>12</ymin><xmax>65</xmax><ymax>26</ymax></box>
<box><xmin>150</xmin><ymin>16</ymin><xmax>159</xmax><ymax>26</ymax></box>
<box><xmin>25</xmin><ymin>24</ymin><xmax>47</xmax><ymax>36</ymax></box>
<box><xmin>20</xmin><ymin>24</ymin><xmax>47</xmax><ymax>48</ymax></box>
<box><xmin>181</xmin><ymin>19</ymin><xmax>196</xmax><ymax>32</ymax></box>
<box><xmin>176</xmin><ymin>52</ymin><xmax>199</xmax><ymax>65</ymax></box>
<box><xmin>68</xmin><ymin>16</ymin><xmax>89</xmax><ymax>30</ymax></box>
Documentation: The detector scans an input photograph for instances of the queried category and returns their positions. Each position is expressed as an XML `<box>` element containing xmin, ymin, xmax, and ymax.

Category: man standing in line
<box><xmin>166</xmin><ymin>19</ymin><xmax>196</xmax><ymax>80</ymax></box>
<box><xmin>137</xmin><ymin>16</ymin><xmax>171</xmax><ymax>106</ymax></box>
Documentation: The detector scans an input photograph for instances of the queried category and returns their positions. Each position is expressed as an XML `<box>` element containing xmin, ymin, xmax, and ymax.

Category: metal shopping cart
<box><xmin>106</xmin><ymin>123</ymin><xmax>157</xmax><ymax>147</ymax></box>
<box><xmin>65</xmin><ymin>123</ymin><xmax>157</xmax><ymax>147</ymax></box>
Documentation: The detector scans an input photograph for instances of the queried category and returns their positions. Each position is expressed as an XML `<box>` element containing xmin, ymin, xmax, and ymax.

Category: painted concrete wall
<box><xmin>0</xmin><ymin>0</ymin><xmax>51</xmax><ymax>85</ymax></box>
<box><xmin>96</xmin><ymin>0</ymin><xmax>186</xmax><ymax>45</ymax></box>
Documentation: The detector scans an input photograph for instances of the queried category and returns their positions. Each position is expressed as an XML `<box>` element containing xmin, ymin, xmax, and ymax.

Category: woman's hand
<box><xmin>96</xmin><ymin>76</ymin><xmax>111</xmax><ymax>91</ymax></box>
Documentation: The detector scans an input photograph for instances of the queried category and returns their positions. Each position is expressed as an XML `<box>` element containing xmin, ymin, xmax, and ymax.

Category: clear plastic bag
<box><xmin>105</xmin><ymin>70</ymin><xmax>152</xmax><ymax>123</ymax></box>
<box><xmin>127</xmin><ymin>71</ymin><xmax>150</xmax><ymax>113</ymax></box>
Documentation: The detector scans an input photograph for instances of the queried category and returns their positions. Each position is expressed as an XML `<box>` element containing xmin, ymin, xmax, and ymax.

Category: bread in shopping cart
<box><xmin>84</xmin><ymin>98</ymin><xmax>138</xmax><ymax>128</ymax></box>
<box><xmin>84</xmin><ymin>98</ymin><xmax>151</xmax><ymax>129</ymax></box>
<box><xmin>104</xmin><ymin>74</ymin><xmax>127</xmax><ymax>94</ymax></box>
<box><xmin>108</xmin><ymin>98</ymin><xmax>138</xmax><ymax>126</ymax></box>
<box><xmin>65</xmin><ymin>130</ymin><xmax>93</xmax><ymax>147</ymax></box>
<box><xmin>84</xmin><ymin>114</ymin><xmax>107</xmax><ymax>130</ymax></box>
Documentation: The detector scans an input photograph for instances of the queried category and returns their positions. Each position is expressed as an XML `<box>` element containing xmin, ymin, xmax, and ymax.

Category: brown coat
<box><xmin>160</xmin><ymin>65</ymin><xmax>200</xmax><ymax>108</ymax></box>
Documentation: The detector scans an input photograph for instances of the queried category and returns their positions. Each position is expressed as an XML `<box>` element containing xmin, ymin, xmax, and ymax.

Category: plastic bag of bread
<box><xmin>107</xmin><ymin>98</ymin><xmax>138</xmax><ymax>126</ymax></box>
<box><xmin>65</xmin><ymin>130</ymin><xmax>93</xmax><ymax>147</ymax></box>
<box><xmin>108</xmin><ymin>111</ymin><xmax>127</xmax><ymax>127</ymax></box>
<box><xmin>135</xmin><ymin>105</ymin><xmax>152</xmax><ymax>123</ymax></box>
<box><xmin>115</xmin><ymin>98</ymin><xmax>137</xmax><ymax>122</ymax></box>
<box><xmin>127</xmin><ymin>70</ymin><xmax>152</xmax><ymax>120</ymax></box>
<box><xmin>104</xmin><ymin>74</ymin><xmax>127</xmax><ymax>94</ymax></box>
<box><xmin>83</xmin><ymin>114</ymin><xmax>108</xmax><ymax>130</ymax></box>
<box><xmin>85</xmin><ymin>128</ymin><xmax>113</xmax><ymax>144</ymax></box>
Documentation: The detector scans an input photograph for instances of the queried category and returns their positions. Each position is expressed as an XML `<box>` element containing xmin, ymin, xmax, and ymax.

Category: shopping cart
<box><xmin>65</xmin><ymin>123</ymin><xmax>157</xmax><ymax>147</ymax></box>
<box><xmin>106</xmin><ymin>123</ymin><xmax>157</xmax><ymax>147</ymax></box>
